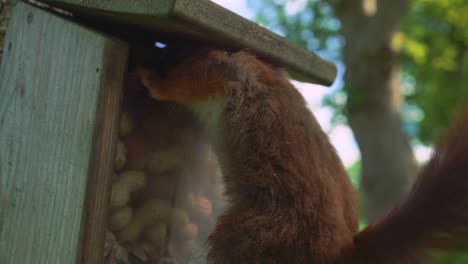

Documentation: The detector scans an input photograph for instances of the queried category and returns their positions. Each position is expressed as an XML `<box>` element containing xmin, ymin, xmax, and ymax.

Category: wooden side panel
<box><xmin>0</xmin><ymin>3</ymin><xmax>128</xmax><ymax>264</ymax></box>
<box><xmin>80</xmin><ymin>35</ymin><xmax>128</xmax><ymax>264</ymax></box>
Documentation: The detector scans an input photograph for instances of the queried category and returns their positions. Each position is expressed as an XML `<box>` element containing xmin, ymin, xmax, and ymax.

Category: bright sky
<box><xmin>211</xmin><ymin>0</ymin><xmax>254</xmax><ymax>19</ymax></box>
<box><xmin>210</xmin><ymin>0</ymin><xmax>433</xmax><ymax>166</ymax></box>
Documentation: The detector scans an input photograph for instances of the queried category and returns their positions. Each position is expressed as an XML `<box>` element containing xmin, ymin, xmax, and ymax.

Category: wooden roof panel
<box><xmin>43</xmin><ymin>0</ymin><xmax>337</xmax><ymax>85</ymax></box>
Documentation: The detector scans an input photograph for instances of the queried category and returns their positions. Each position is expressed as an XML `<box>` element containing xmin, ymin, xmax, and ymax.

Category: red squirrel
<box><xmin>135</xmin><ymin>48</ymin><xmax>468</xmax><ymax>263</ymax></box>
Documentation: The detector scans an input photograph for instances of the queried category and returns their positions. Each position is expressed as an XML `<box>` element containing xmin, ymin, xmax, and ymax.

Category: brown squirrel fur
<box><xmin>136</xmin><ymin>48</ymin><xmax>468</xmax><ymax>263</ymax></box>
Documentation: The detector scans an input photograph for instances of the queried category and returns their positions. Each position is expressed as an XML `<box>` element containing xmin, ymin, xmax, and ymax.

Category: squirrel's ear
<box><xmin>134</xmin><ymin>68</ymin><xmax>170</xmax><ymax>101</ymax></box>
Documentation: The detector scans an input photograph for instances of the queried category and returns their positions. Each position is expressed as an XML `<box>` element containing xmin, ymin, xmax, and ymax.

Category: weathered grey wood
<box><xmin>46</xmin><ymin>0</ymin><xmax>173</xmax><ymax>16</ymax></box>
<box><xmin>42</xmin><ymin>0</ymin><xmax>337</xmax><ymax>85</ymax></box>
<box><xmin>79</xmin><ymin>28</ymin><xmax>127</xmax><ymax>264</ymax></box>
<box><xmin>0</xmin><ymin>3</ymin><xmax>128</xmax><ymax>264</ymax></box>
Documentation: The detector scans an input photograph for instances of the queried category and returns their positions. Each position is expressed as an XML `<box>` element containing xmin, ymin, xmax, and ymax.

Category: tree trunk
<box><xmin>0</xmin><ymin>0</ymin><xmax>16</xmax><ymax>65</ymax></box>
<box><xmin>335</xmin><ymin>0</ymin><xmax>418</xmax><ymax>221</ymax></box>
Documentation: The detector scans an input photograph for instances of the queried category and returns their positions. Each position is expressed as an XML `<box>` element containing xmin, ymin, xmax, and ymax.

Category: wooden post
<box><xmin>0</xmin><ymin>3</ymin><xmax>128</xmax><ymax>264</ymax></box>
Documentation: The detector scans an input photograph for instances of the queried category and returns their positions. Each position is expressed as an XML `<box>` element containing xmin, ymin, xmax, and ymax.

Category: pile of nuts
<box><xmin>104</xmin><ymin>81</ymin><xmax>226</xmax><ymax>264</ymax></box>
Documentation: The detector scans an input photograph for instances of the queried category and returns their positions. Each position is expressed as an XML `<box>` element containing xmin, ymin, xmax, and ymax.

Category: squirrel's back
<box><xmin>136</xmin><ymin>49</ymin><xmax>468</xmax><ymax>264</ymax></box>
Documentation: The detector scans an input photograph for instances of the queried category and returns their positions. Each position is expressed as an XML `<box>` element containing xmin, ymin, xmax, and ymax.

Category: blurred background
<box><xmin>211</xmin><ymin>0</ymin><xmax>467</xmax><ymax>263</ymax></box>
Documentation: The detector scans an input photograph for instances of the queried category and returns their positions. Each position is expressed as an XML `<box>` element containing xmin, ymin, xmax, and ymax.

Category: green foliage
<box><xmin>345</xmin><ymin>160</ymin><xmax>368</xmax><ymax>230</ymax></box>
<box><xmin>346</xmin><ymin>159</ymin><xmax>360</xmax><ymax>189</ymax></box>
<box><xmin>432</xmin><ymin>251</ymin><xmax>468</xmax><ymax>264</ymax></box>
<box><xmin>401</xmin><ymin>0</ymin><xmax>468</xmax><ymax>143</ymax></box>
<box><xmin>248</xmin><ymin>0</ymin><xmax>341</xmax><ymax>60</ymax></box>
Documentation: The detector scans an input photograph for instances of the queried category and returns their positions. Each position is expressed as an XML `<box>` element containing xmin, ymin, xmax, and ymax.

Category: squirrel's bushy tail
<box><xmin>343</xmin><ymin>111</ymin><xmax>468</xmax><ymax>264</ymax></box>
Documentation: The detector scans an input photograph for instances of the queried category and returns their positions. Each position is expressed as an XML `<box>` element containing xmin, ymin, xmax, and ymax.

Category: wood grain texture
<box><xmin>40</xmin><ymin>0</ymin><xmax>337</xmax><ymax>85</ymax></box>
<box><xmin>0</xmin><ymin>2</ymin><xmax>128</xmax><ymax>264</ymax></box>
<box><xmin>79</xmin><ymin>28</ymin><xmax>128</xmax><ymax>264</ymax></box>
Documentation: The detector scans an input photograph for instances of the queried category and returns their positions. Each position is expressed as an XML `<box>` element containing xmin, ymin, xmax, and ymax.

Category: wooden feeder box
<box><xmin>0</xmin><ymin>1</ymin><xmax>337</xmax><ymax>264</ymax></box>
